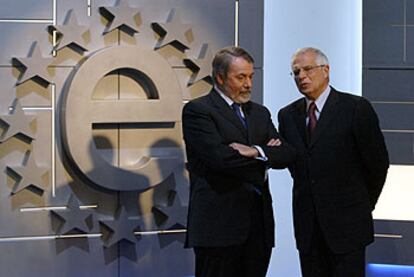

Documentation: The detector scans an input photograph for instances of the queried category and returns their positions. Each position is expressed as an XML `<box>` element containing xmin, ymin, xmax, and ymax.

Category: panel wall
<box><xmin>363</xmin><ymin>0</ymin><xmax>414</xmax><ymax>269</ymax></box>
<box><xmin>0</xmin><ymin>1</ymin><xmax>264</xmax><ymax>276</ymax></box>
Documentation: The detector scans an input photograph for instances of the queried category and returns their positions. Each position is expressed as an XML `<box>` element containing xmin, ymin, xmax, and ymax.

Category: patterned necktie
<box><xmin>231</xmin><ymin>103</ymin><xmax>247</xmax><ymax>129</ymax></box>
<box><xmin>308</xmin><ymin>101</ymin><xmax>317</xmax><ymax>136</ymax></box>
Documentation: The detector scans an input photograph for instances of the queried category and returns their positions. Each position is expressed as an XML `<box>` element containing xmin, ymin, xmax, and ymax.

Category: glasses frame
<box><xmin>290</xmin><ymin>64</ymin><xmax>326</xmax><ymax>77</ymax></box>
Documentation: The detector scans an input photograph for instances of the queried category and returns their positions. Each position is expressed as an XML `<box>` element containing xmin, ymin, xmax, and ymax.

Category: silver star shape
<box><xmin>14</xmin><ymin>42</ymin><xmax>53</xmax><ymax>85</ymax></box>
<box><xmin>52</xmin><ymin>194</ymin><xmax>93</xmax><ymax>234</ymax></box>
<box><xmin>0</xmin><ymin>100</ymin><xmax>36</xmax><ymax>143</ymax></box>
<box><xmin>153</xmin><ymin>190</ymin><xmax>187</xmax><ymax>230</ymax></box>
<box><xmin>52</xmin><ymin>10</ymin><xmax>89</xmax><ymax>52</ymax></box>
<box><xmin>152</xmin><ymin>9</ymin><xmax>192</xmax><ymax>51</ymax></box>
<box><xmin>100</xmin><ymin>206</ymin><xmax>141</xmax><ymax>247</ymax></box>
<box><xmin>184</xmin><ymin>44</ymin><xmax>214</xmax><ymax>85</ymax></box>
<box><xmin>7</xmin><ymin>151</ymin><xmax>48</xmax><ymax>194</ymax></box>
<box><xmin>100</xmin><ymin>0</ymin><xmax>141</xmax><ymax>35</ymax></box>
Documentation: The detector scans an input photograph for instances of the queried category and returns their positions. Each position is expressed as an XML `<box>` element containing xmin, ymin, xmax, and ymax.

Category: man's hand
<box><xmin>267</xmin><ymin>138</ymin><xmax>282</xmax><ymax>147</ymax></box>
<box><xmin>229</xmin><ymin>142</ymin><xmax>259</xmax><ymax>158</ymax></box>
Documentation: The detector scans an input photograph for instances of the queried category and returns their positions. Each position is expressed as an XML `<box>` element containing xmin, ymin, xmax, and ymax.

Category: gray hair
<box><xmin>212</xmin><ymin>46</ymin><xmax>254</xmax><ymax>83</ymax></box>
<box><xmin>291</xmin><ymin>47</ymin><xmax>329</xmax><ymax>67</ymax></box>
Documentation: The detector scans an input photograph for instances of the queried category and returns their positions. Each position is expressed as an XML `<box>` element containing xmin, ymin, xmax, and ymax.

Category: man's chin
<box><xmin>238</xmin><ymin>93</ymin><xmax>251</xmax><ymax>103</ymax></box>
<box><xmin>299</xmin><ymin>89</ymin><xmax>311</xmax><ymax>97</ymax></box>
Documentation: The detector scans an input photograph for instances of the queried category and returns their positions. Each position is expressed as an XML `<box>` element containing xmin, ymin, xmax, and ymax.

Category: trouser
<box><xmin>299</xmin><ymin>222</ymin><xmax>366</xmax><ymax>277</ymax></box>
<box><xmin>194</xmin><ymin>194</ymin><xmax>272</xmax><ymax>277</ymax></box>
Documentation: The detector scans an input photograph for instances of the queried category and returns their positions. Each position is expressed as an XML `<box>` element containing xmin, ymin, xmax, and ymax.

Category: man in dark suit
<box><xmin>278</xmin><ymin>47</ymin><xmax>389</xmax><ymax>277</ymax></box>
<box><xmin>182</xmin><ymin>46</ymin><xmax>296</xmax><ymax>277</ymax></box>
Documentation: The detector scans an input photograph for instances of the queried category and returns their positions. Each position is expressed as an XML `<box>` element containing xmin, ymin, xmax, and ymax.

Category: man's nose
<box><xmin>244</xmin><ymin>77</ymin><xmax>252</xmax><ymax>88</ymax></box>
<box><xmin>297</xmin><ymin>68</ymin><xmax>307</xmax><ymax>79</ymax></box>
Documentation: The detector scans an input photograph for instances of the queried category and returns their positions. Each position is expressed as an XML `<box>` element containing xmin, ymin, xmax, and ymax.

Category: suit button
<box><xmin>311</xmin><ymin>180</ymin><xmax>315</xmax><ymax>184</ymax></box>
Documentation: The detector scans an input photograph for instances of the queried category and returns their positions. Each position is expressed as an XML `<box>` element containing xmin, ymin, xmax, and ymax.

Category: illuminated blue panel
<box><xmin>367</xmin><ymin>264</ymin><xmax>414</xmax><ymax>277</ymax></box>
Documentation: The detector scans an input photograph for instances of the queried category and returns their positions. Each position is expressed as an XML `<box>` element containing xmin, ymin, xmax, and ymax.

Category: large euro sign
<box><xmin>61</xmin><ymin>45</ymin><xmax>182</xmax><ymax>191</ymax></box>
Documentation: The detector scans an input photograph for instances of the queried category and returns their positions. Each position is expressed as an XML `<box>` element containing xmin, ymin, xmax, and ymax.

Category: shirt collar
<box><xmin>306</xmin><ymin>85</ymin><xmax>331</xmax><ymax>112</ymax></box>
<box><xmin>214</xmin><ymin>85</ymin><xmax>234</xmax><ymax>107</ymax></box>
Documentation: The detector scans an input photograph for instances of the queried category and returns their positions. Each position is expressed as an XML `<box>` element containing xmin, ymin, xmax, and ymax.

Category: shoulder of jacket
<box><xmin>184</xmin><ymin>94</ymin><xmax>210</xmax><ymax>109</ymax></box>
<box><xmin>280</xmin><ymin>98</ymin><xmax>303</xmax><ymax>113</ymax></box>
<box><xmin>334</xmin><ymin>90</ymin><xmax>369</xmax><ymax>107</ymax></box>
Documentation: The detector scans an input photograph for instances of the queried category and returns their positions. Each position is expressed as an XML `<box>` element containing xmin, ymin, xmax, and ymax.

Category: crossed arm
<box><xmin>229</xmin><ymin>138</ymin><xmax>282</xmax><ymax>158</ymax></box>
<box><xmin>183</xmin><ymin>100</ymin><xmax>296</xmax><ymax>176</ymax></box>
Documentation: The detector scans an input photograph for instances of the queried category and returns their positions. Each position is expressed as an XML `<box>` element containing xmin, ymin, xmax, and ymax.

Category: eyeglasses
<box><xmin>290</xmin><ymin>65</ymin><xmax>325</xmax><ymax>77</ymax></box>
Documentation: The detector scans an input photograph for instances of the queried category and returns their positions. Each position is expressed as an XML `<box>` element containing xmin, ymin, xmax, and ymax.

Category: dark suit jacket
<box><xmin>278</xmin><ymin>87</ymin><xmax>389</xmax><ymax>254</ymax></box>
<box><xmin>182</xmin><ymin>89</ymin><xmax>296</xmax><ymax>248</ymax></box>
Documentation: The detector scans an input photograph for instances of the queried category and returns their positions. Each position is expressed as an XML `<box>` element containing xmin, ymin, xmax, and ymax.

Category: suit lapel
<box><xmin>209</xmin><ymin>90</ymin><xmax>248</xmax><ymax>138</ymax></box>
<box><xmin>292</xmin><ymin>98</ymin><xmax>308</xmax><ymax>146</ymax></box>
<box><xmin>308</xmin><ymin>89</ymin><xmax>339</xmax><ymax>148</ymax></box>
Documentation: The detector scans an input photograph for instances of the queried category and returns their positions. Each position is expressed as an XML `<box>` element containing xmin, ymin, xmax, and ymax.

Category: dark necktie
<box><xmin>308</xmin><ymin>102</ymin><xmax>317</xmax><ymax>136</ymax></box>
<box><xmin>231</xmin><ymin>103</ymin><xmax>247</xmax><ymax>129</ymax></box>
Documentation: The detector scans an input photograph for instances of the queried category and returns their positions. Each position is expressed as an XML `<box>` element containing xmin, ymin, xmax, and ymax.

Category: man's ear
<box><xmin>216</xmin><ymin>74</ymin><xmax>225</xmax><ymax>86</ymax></box>
<box><xmin>323</xmin><ymin>64</ymin><xmax>330</xmax><ymax>78</ymax></box>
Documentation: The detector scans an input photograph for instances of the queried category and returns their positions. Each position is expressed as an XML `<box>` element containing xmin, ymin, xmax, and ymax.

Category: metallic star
<box><xmin>52</xmin><ymin>10</ymin><xmax>89</xmax><ymax>52</ymax></box>
<box><xmin>153</xmin><ymin>190</ymin><xmax>187</xmax><ymax>229</ymax></box>
<box><xmin>0</xmin><ymin>100</ymin><xmax>36</xmax><ymax>143</ymax></box>
<box><xmin>100</xmin><ymin>206</ymin><xmax>141</xmax><ymax>247</ymax></box>
<box><xmin>99</xmin><ymin>0</ymin><xmax>141</xmax><ymax>35</ymax></box>
<box><xmin>14</xmin><ymin>41</ymin><xmax>53</xmax><ymax>86</ymax></box>
<box><xmin>52</xmin><ymin>194</ymin><xmax>93</xmax><ymax>234</ymax></box>
<box><xmin>152</xmin><ymin>9</ymin><xmax>192</xmax><ymax>51</ymax></box>
<box><xmin>184</xmin><ymin>44</ymin><xmax>214</xmax><ymax>85</ymax></box>
<box><xmin>7</xmin><ymin>151</ymin><xmax>48</xmax><ymax>194</ymax></box>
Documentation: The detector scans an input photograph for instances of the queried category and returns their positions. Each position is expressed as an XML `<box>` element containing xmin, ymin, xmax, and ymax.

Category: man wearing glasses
<box><xmin>278</xmin><ymin>47</ymin><xmax>389</xmax><ymax>277</ymax></box>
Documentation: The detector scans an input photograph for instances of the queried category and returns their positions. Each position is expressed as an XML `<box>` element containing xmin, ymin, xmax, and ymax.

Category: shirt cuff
<box><xmin>252</xmin><ymin>145</ymin><xmax>268</xmax><ymax>161</ymax></box>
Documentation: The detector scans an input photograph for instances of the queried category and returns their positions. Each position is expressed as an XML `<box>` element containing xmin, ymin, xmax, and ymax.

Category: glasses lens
<box><xmin>291</xmin><ymin>65</ymin><xmax>324</xmax><ymax>77</ymax></box>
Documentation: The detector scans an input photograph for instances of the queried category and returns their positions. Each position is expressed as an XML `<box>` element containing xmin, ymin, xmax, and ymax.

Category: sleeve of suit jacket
<box><xmin>259</xmin><ymin>107</ymin><xmax>297</xmax><ymax>169</ymax></box>
<box><xmin>353</xmin><ymin>98</ymin><xmax>389</xmax><ymax>209</ymax></box>
<box><xmin>182</xmin><ymin>100</ymin><xmax>295</xmax><ymax>183</ymax></box>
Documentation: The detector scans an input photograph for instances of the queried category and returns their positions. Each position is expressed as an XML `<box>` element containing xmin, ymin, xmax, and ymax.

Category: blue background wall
<box><xmin>264</xmin><ymin>1</ymin><xmax>362</xmax><ymax>276</ymax></box>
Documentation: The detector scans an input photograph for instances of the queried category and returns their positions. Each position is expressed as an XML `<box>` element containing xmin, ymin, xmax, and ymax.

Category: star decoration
<box><xmin>52</xmin><ymin>10</ymin><xmax>89</xmax><ymax>52</ymax></box>
<box><xmin>7</xmin><ymin>151</ymin><xmax>48</xmax><ymax>194</ymax></box>
<box><xmin>152</xmin><ymin>9</ymin><xmax>192</xmax><ymax>51</ymax></box>
<box><xmin>153</xmin><ymin>190</ymin><xmax>187</xmax><ymax>230</ymax></box>
<box><xmin>52</xmin><ymin>194</ymin><xmax>93</xmax><ymax>234</ymax></box>
<box><xmin>13</xmin><ymin>41</ymin><xmax>53</xmax><ymax>86</ymax></box>
<box><xmin>0</xmin><ymin>100</ymin><xmax>36</xmax><ymax>143</ymax></box>
<box><xmin>99</xmin><ymin>0</ymin><xmax>141</xmax><ymax>35</ymax></box>
<box><xmin>184</xmin><ymin>44</ymin><xmax>214</xmax><ymax>85</ymax></box>
<box><xmin>100</xmin><ymin>206</ymin><xmax>141</xmax><ymax>247</ymax></box>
